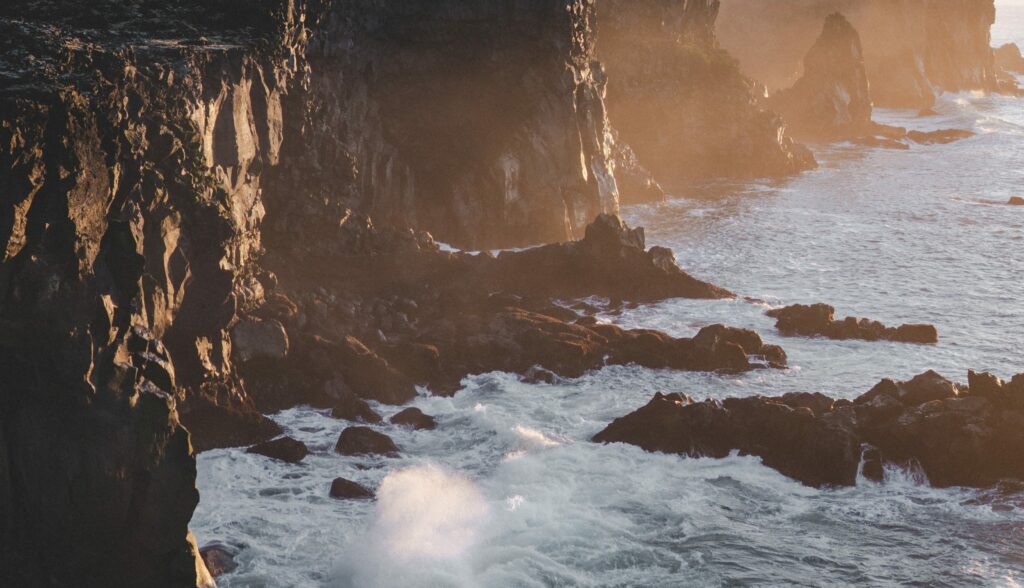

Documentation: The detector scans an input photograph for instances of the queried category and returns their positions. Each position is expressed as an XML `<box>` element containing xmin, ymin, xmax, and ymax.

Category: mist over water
<box><xmin>193</xmin><ymin>18</ymin><xmax>1024</xmax><ymax>588</ymax></box>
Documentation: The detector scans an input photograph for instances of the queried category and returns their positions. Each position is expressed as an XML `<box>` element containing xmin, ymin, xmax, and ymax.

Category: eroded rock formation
<box><xmin>718</xmin><ymin>0</ymin><xmax>1017</xmax><ymax>111</ymax></box>
<box><xmin>598</xmin><ymin>0</ymin><xmax>816</xmax><ymax>185</ymax></box>
<box><xmin>596</xmin><ymin>370</ymin><xmax>1024</xmax><ymax>488</ymax></box>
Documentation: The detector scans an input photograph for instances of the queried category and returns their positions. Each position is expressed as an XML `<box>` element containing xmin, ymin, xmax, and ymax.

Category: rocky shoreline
<box><xmin>2</xmin><ymin>0</ymin><xmax>1021</xmax><ymax>585</ymax></box>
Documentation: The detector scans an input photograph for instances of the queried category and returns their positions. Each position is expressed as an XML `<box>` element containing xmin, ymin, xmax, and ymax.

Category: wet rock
<box><xmin>232</xmin><ymin>317</ymin><xmax>290</xmax><ymax>362</ymax></box>
<box><xmin>246</xmin><ymin>436</ymin><xmax>309</xmax><ymax>464</ymax></box>
<box><xmin>906</xmin><ymin>129</ymin><xmax>975</xmax><ymax>145</ymax></box>
<box><xmin>331</xmin><ymin>392</ymin><xmax>383</xmax><ymax>424</ymax></box>
<box><xmin>330</xmin><ymin>478</ymin><xmax>374</xmax><ymax>500</ymax></box>
<box><xmin>522</xmin><ymin>366</ymin><xmax>561</xmax><ymax>385</ymax></box>
<box><xmin>1008</xmin><ymin>196</ymin><xmax>1024</xmax><ymax>206</ymax></box>
<box><xmin>335</xmin><ymin>427</ymin><xmax>399</xmax><ymax>457</ymax></box>
<box><xmin>850</xmin><ymin>136</ymin><xmax>910</xmax><ymax>150</ymax></box>
<box><xmin>199</xmin><ymin>541</ymin><xmax>241</xmax><ymax>578</ymax></box>
<box><xmin>767</xmin><ymin>304</ymin><xmax>938</xmax><ymax>344</ymax></box>
<box><xmin>594</xmin><ymin>392</ymin><xmax>862</xmax><ymax>488</ymax></box>
<box><xmin>597</xmin><ymin>370</ymin><xmax>1024</xmax><ymax>489</ymax></box>
<box><xmin>390</xmin><ymin>408</ymin><xmax>436</xmax><ymax>431</ymax></box>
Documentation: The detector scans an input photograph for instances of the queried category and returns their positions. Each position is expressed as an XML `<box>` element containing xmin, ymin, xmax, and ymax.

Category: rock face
<box><xmin>995</xmin><ymin>43</ymin><xmax>1024</xmax><ymax>74</ymax></box>
<box><xmin>718</xmin><ymin>0</ymin><xmax>1015</xmax><ymax>111</ymax></box>
<box><xmin>599</xmin><ymin>0</ymin><xmax>816</xmax><ymax>185</ymax></box>
<box><xmin>767</xmin><ymin>304</ymin><xmax>938</xmax><ymax>344</ymax></box>
<box><xmin>769</xmin><ymin>14</ymin><xmax>874</xmax><ymax>139</ymax></box>
<box><xmin>270</xmin><ymin>0</ymin><xmax>619</xmax><ymax>250</ymax></box>
<box><xmin>596</xmin><ymin>370</ymin><xmax>1024</xmax><ymax>488</ymax></box>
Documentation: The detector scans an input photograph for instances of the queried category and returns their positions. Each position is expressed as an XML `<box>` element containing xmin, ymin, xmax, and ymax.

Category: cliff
<box><xmin>717</xmin><ymin>0</ymin><xmax>1014</xmax><ymax>111</ymax></box>
<box><xmin>0</xmin><ymin>0</ymin><xmax>626</xmax><ymax>584</ymax></box>
<box><xmin>597</xmin><ymin>0</ymin><xmax>816</xmax><ymax>188</ymax></box>
<box><xmin>769</xmin><ymin>13</ymin><xmax>874</xmax><ymax>139</ymax></box>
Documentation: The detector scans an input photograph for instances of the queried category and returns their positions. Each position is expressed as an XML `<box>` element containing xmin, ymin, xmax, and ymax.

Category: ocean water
<box><xmin>192</xmin><ymin>16</ymin><xmax>1024</xmax><ymax>588</ymax></box>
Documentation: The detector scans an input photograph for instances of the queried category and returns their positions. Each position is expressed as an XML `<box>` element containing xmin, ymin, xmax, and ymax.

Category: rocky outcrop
<box><xmin>718</xmin><ymin>0</ymin><xmax>1016</xmax><ymax>111</ymax></box>
<box><xmin>390</xmin><ymin>408</ymin><xmax>437</xmax><ymax>431</ymax></box>
<box><xmin>767</xmin><ymin>304</ymin><xmax>938</xmax><ymax>344</ymax></box>
<box><xmin>769</xmin><ymin>14</ymin><xmax>875</xmax><ymax>139</ymax></box>
<box><xmin>246</xmin><ymin>436</ymin><xmax>309</xmax><ymax>464</ymax></box>
<box><xmin>598</xmin><ymin>0</ymin><xmax>816</xmax><ymax>186</ymax></box>
<box><xmin>596</xmin><ymin>370</ymin><xmax>1024</xmax><ymax>488</ymax></box>
<box><xmin>330</xmin><ymin>478</ymin><xmax>374</xmax><ymax>500</ymax></box>
<box><xmin>996</xmin><ymin>43</ymin><xmax>1024</xmax><ymax>74</ymax></box>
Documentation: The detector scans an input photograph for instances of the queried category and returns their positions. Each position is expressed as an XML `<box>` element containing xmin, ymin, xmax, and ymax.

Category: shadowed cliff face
<box><xmin>718</xmin><ymin>0</ymin><xmax>1012</xmax><ymax>110</ymax></box>
<box><xmin>598</xmin><ymin>0</ymin><xmax>816</xmax><ymax>188</ymax></box>
<box><xmin>267</xmin><ymin>0</ymin><xmax>618</xmax><ymax>250</ymax></box>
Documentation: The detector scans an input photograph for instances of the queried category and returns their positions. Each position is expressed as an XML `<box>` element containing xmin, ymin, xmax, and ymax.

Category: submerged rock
<box><xmin>906</xmin><ymin>129</ymin><xmax>975</xmax><ymax>145</ymax></box>
<box><xmin>767</xmin><ymin>303</ymin><xmax>938</xmax><ymax>344</ymax></box>
<box><xmin>596</xmin><ymin>370</ymin><xmax>1024</xmax><ymax>488</ymax></box>
<box><xmin>1008</xmin><ymin>196</ymin><xmax>1024</xmax><ymax>206</ymax></box>
<box><xmin>329</xmin><ymin>478</ymin><xmax>374</xmax><ymax>500</ymax></box>
<box><xmin>335</xmin><ymin>427</ymin><xmax>399</xmax><ymax>457</ymax></box>
<box><xmin>246</xmin><ymin>437</ymin><xmax>309</xmax><ymax>464</ymax></box>
<box><xmin>389</xmin><ymin>408</ymin><xmax>436</xmax><ymax>431</ymax></box>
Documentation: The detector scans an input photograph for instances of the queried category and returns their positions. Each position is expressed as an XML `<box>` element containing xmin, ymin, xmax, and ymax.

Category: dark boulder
<box><xmin>331</xmin><ymin>392</ymin><xmax>383</xmax><ymax>424</ymax></box>
<box><xmin>329</xmin><ymin>478</ymin><xmax>374</xmax><ymax>500</ymax></box>
<box><xmin>246</xmin><ymin>437</ymin><xmax>309</xmax><ymax>464</ymax></box>
<box><xmin>767</xmin><ymin>304</ymin><xmax>937</xmax><ymax>344</ymax></box>
<box><xmin>335</xmin><ymin>427</ymin><xmax>400</xmax><ymax>457</ymax></box>
<box><xmin>389</xmin><ymin>408</ymin><xmax>437</xmax><ymax>430</ymax></box>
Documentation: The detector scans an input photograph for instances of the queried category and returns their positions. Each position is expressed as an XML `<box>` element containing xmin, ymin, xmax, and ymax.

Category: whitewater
<box><xmin>192</xmin><ymin>7</ymin><xmax>1024</xmax><ymax>587</ymax></box>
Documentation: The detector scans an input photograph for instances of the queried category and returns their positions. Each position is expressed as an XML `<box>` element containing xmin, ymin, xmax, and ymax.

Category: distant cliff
<box><xmin>718</xmin><ymin>0</ymin><xmax>1013</xmax><ymax>110</ymax></box>
<box><xmin>598</xmin><ymin>0</ymin><xmax>816</xmax><ymax>189</ymax></box>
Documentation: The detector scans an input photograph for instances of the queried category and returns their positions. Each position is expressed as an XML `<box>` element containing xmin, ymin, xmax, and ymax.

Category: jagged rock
<box><xmin>390</xmin><ymin>408</ymin><xmax>436</xmax><ymax>431</ymax></box>
<box><xmin>329</xmin><ymin>478</ymin><xmax>374</xmax><ymax>500</ymax></box>
<box><xmin>331</xmin><ymin>392</ymin><xmax>383</xmax><ymax>424</ymax></box>
<box><xmin>594</xmin><ymin>392</ymin><xmax>862</xmax><ymax>488</ymax></box>
<box><xmin>335</xmin><ymin>427</ymin><xmax>399</xmax><ymax>457</ymax></box>
<box><xmin>995</xmin><ymin>43</ymin><xmax>1024</xmax><ymax>74</ymax></box>
<box><xmin>767</xmin><ymin>304</ymin><xmax>938</xmax><ymax>344</ymax></box>
<box><xmin>770</xmin><ymin>13</ymin><xmax>874</xmax><ymax>139</ymax></box>
<box><xmin>612</xmin><ymin>134</ymin><xmax>667</xmax><ymax>204</ymax></box>
<box><xmin>907</xmin><ymin>129</ymin><xmax>975</xmax><ymax>145</ymax></box>
<box><xmin>246</xmin><ymin>436</ymin><xmax>309</xmax><ymax>464</ymax></box>
<box><xmin>598</xmin><ymin>370</ymin><xmax>1024</xmax><ymax>488</ymax></box>
<box><xmin>199</xmin><ymin>541</ymin><xmax>241</xmax><ymax>578</ymax></box>
<box><xmin>717</xmin><ymin>0</ymin><xmax>1014</xmax><ymax>110</ymax></box>
<box><xmin>232</xmin><ymin>318</ymin><xmax>289</xmax><ymax>363</ymax></box>
<box><xmin>599</xmin><ymin>0</ymin><xmax>816</xmax><ymax>184</ymax></box>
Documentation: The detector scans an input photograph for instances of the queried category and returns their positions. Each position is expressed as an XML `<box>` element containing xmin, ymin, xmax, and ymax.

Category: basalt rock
<box><xmin>329</xmin><ymin>478</ymin><xmax>374</xmax><ymax>500</ymax></box>
<box><xmin>246</xmin><ymin>436</ymin><xmax>309</xmax><ymax>464</ymax></box>
<box><xmin>767</xmin><ymin>304</ymin><xmax>938</xmax><ymax>344</ymax></box>
<box><xmin>335</xmin><ymin>427</ymin><xmax>400</xmax><ymax>457</ymax></box>
<box><xmin>599</xmin><ymin>0</ymin><xmax>816</xmax><ymax>185</ymax></box>
<box><xmin>390</xmin><ymin>408</ymin><xmax>437</xmax><ymax>431</ymax></box>
<box><xmin>597</xmin><ymin>370</ymin><xmax>1024</xmax><ymax>488</ymax></box>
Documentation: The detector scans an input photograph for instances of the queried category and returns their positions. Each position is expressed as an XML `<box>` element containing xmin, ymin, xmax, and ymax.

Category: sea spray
<box><xmin>334</xmin><ymin>464</ymin><xmax>490</xmax><ymax>587</ymax></box>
